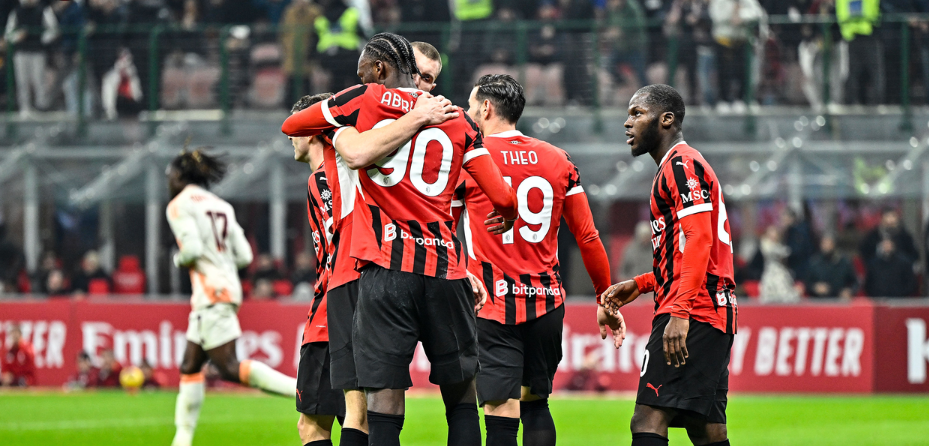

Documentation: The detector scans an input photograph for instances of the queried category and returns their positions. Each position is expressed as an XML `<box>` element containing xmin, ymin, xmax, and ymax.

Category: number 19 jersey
<box><xmin>649</xmin><ymin>142</ymin><xmax>737</xmax><ymax>334</ymax></box>
<box><xmin>454</xmin><ymin>131</ymin><xmax>585</xmax><ymax>325</ymax></box>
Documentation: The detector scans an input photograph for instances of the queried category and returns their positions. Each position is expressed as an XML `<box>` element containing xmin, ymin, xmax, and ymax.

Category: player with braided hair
<box><xmin>166</xmin><ymin>148</ymin><xmax>298</xmax><ymax>446</ymax></box>
<box><xmin>283</xmin><ymin>32</ymin><xmax>518</xmax><ymax>446</ymax></box>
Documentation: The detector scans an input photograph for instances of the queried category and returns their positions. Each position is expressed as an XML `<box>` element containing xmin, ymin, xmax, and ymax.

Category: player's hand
<box><xmin>663</xmin><ymin>316</ymin><xmax>689</xmax><ymax>368</ymax></box>
<box><xmin>413</xmin><ymin>92</ymin><xmax>459</xmax><ymax>126</ymax></box>
<box><xmin>597</xmin><ymin>306</ymin><xmax>626</xmax><ymax>348</ymax></box>
<box><xmin>467</xmin><ymin>271</ymin><xmax>487</xmax><ymax>314</ymax></box>
<box><xmin>600</xmin><ymin>280</ymin><xmax>640</xmax><ymax>316</ymax></box>
<box><xmin>484</xmin><ymin>210</ymin><xmax>515</xmax><ymax>235</ymax></box>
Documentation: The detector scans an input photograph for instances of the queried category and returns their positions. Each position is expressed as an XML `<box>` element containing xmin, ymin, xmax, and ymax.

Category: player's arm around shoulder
<box><xmin>331</xmin><ymin>93</ymin><xmax>459</xmax><ymax>169</ymax></box>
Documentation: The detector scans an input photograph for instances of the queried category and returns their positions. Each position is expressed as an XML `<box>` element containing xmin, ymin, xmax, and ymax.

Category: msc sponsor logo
<box><xmin>384</xmin><ymin>223</ymin><xmax>454</xmax><ymax>250</ymax></box>
<box><xmin>494</xmin><ymin>279</ymin><xmax>561</xmax><ymax>298</ymax></box>
<box><xmin>681</xmin><ymin>188</ymin><xmax>710</xmax><ymax>204</ymax></box>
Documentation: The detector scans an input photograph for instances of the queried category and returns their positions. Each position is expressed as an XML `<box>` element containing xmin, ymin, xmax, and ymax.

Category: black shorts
<box><xmin>476</xmin><ymin>305</ymin><xmax>564</xmax><ymax>406</ymax></box>
<box><xmin>296</xmin><ymin>342</ymin><xmax>346</xmax><ymax>417</ymax></box>
<box><xmin>327</xmin><ymin>280</ymin><xmax>361</xmax><ymax>390</ymax></box>
<box><xmin>353</xmin><ymin>265</ymin><xmax>479</xmax><ymax>389</ymax></box>
<box><xmin>636</xmin><ymin>313</ymin><xmax>733</xmax><ymax>425</ymax></box>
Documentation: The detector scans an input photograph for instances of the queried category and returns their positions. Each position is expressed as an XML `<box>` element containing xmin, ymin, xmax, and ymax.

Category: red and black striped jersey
<box><xmin>453</xmin><ymin>131</ymin><xmax>611</xmax><ymax>325</ymax></box>
<box><xmin>317</xmin><ymin>83</ymin><xmax>509</xmax><ymax>280</ymax></box>
<box><xmin>302</xmin><ymin>164</ymin><xmax>333</xmax><ymax>345</ymax></box>
<box><xmin>647</xmin><ymin>142</ymin><xmax>737</xmax><ymax>334</ymax></box>
<box><xmin>321</xmin><ymin>145</ymin><xmax>362</xmax><ymax>290</ymax></box>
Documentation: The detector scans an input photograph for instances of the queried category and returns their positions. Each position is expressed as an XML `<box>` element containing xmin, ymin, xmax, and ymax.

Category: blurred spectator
<box><xmin>452</xmin><ymin>0</ymin><xmax>494</xmax><ymax>21</ymax></box>
<box><xmin>45</xmin><ymin>268</ymin><xmax>70</xmax><ymax>296</ymax></box>
<box><xmin>781</xmin><ymin>208</ymin><xmax>814</xmax><ymax>277</ymax></box>
<box><xmin>53</xmin><ymin>0</ymin><xmax>94</xmax><ymax>116</ymax></box>
<box><xmin>399</xmin><ymin>0</ymin><xmax>450</xmax><ymax>44</ymax></box>
<box><xmin>203</xmin><ymin>0</ymin><xmax>261</xmax><ymax>25</ymax></box>
<box><xmin>139</xmin><ymin>359</ymin><xmax>166</xmax><ymax>388</ymax></box>
<box><xmin>858</xmin><ymin>207</ymin><xmax>919</xmax><ymax>266</ymax></box>
<box><xmin>252</xmin><ymin>253</ymin><xmax>282</xmax><ymax>281</ymax></box>
<box><xmin>619</xmin><ymin>222</ymin><xmax>654</xmax><ymax>280</ymax></box>
<box><xmin>864</xmin><ymin>238</ymin><xmax>917</xmax><ymax>297</ymax></box>
<box><xmin>97</xmin><ymin>349</ymin><xmax>123</xmax><ymax>387</ymax></box>
<box><xmin>253</xmin><ymin>0</ymin><xmax>293</xmax><ymax>24</ymax></box>
<box><xmin>33</xmin><ymin>250</ymin><xmax>61</xmax><ymax>293</ymax></box>
<box><xmin>758</xmin><ymin>226</ymin><xmax>801</xmax><ymax>303</ymax></box>
<box><xmin>709</xmin><ymin>0</ymin><xmax>765</xmax><ymax>112</ymax></box>
<box><xmin>5</xmin><ymin>0</ymin><xmax>60</xmax><ymax>117</ymax></box>
<box><xmin>0</xmin><ymin>224</ymin><xmax>24</xmax><ymax>292</ymax></box>
<box><xmin>250</xmin><ymin>278</ymin><xmax>275</xmax><ymax>299</ymax></box>
<box><xmin>85</xmin><ymin>0</ymin><xmax>128</xmax><ymax>118</ymax></box>
<box><xmin>798</xmin><ymin>0</ymin><xmax>846</xmax><ymax>109</ymax></box>
<box><xmin>2</xmin><ymin>323</ymin><xmax>36</xmax><ymax>387</ymax></box>
<box><xmin>837</xmin><ymin>0</ymin><xmax>883</xmax><ymax>104</ymax></box>
<box><xmin>71</xmin><ymin>250</ymin><xmax>112</xmax><ymax>294</ymax></box>
<box><xmin>666</xmin><ymin>0</ymin><xmax>716</xmax><ymax>106</ymax></box>
<box><xmin>804</xmin><ymin>233</ymin><xmax>858</xmax><ymax>299</ymax></box>
<box><xmin>314</xmin><ymin>0</ymin><xmax>363</xmax><ymax>92</ymax></box>
<box><xmin>291</xmin><ymin>251</ymin><xmax>314</xmax><ymax>285</ymax></box>
<box><xmin>558</xmin><ymin>0</ymin><xmax>598</xmax><ymax>104</ymax></box>
<box><xmin>279</xmin><ymin>0</ymin><xmax>321</xmax><ymax>106</ymax></box>
<box><xmin>65</xmin><ymin>351</ymin><xmax>100</xmax><ymax>390</ymax></box>
<box><xmin>602</xmin><ymin>0</ymin><xmax>648</xmax><ymax>88</ymax></box>
<box><xmin>522</xmin><ymin>4</ymin><xmax>565</xmax><ymax>105</ymax></box>
<box><xmin>101</xmin><ymin>47</ymin><xmax>144</xmax><ymax>120</ymax></box>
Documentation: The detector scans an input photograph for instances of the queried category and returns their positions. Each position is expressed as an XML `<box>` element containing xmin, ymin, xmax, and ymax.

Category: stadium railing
<box><xmin>2</xmin><ymin>15</ymin><xmax>929</xmax><ymax>138</ymax></box>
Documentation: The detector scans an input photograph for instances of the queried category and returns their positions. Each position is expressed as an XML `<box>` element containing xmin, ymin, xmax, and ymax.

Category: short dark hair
<box><xmin>473</xmin><ymin>74</ymin><xmax>526</xmax><ymax>124</ymax></box>
<box><xmin>362</xmin><ymin>33</ymin><xmax>420</xmax><ymax>79</ymax></box>
<box><xmin>291</xmin><ymin>92</ymin><xmax>333</xmax><ymax>114</ymax></box>
<box><xmin>170</xmin><ymin>148</ymin><xmax>227</xmax><ymax>187</ymax></box>
<box><xmin>635</xmin><ymin>84</ymin><xmax>686</xmax><ymax>128</ymax></box>
<box><xmin>411</xmin><ymin>41</ymin><xmax>441</xmax><ymax>65</ymax></box>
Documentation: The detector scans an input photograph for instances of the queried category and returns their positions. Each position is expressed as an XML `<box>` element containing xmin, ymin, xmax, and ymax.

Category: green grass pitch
<box><xmin>2</xmin><ymin>391</ymin><xmax>928</xmax><ymax>445</ymax></box>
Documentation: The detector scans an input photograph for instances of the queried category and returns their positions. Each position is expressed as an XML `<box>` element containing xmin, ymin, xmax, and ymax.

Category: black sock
<box><xmin>367</xmin><ymin>411</ymin><xmax>404</xmax><ymax>446</ymax></box>
<box><xmin>484</xmin><ymin>414</ymin><xmax>519</xmax><ymax>446</ymax></box>
<box><xmin>339</xmin><ymin>427</ymin><xmax>368</xmax><ymax>446</ymax></box>
<box><xmin>445</xmin><ymin>402</ymin><xmax>481</xmax><ymax>446</ymax></box>
<box><xmin>631</xmin><ymin>432</ymin><xmax>669</xmax><ymax>446</ymax></box>
<box><xmin>304</xmin><ymin>440</ymin><xmax>332</xmax><ymax>446</ymax></box>
<box><xmin>705</xmin><ymin>441</ymin><xmax>730</xmax><ymax>446</ymax></box>
<box><xmin>520</xmin><ymin>399</ymin><xmax>555</xmax><ymax>446</ymax></box>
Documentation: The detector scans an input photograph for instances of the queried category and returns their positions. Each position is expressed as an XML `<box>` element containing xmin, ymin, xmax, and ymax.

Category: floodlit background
<box><xmin>1</xmin><ymin>1</ymin><xmax>929</xmax><ymax>445</ymax></box>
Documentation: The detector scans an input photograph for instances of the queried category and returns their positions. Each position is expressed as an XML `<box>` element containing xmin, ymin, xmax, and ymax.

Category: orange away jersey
<box><xmin>323</xmin><ymin>84</ymin><xmax>488</xmax><ymax>280</ymax></box>
<box><xmin>649</xmin><ymin>142</ymin><xmax>737</xmax><ymax>334</ymax></box>
<box><xmin>303</xmin><ymin>164</ymin><xmax>333</xmax><ymax>344</ymax></box>
<box><xmin>454</xmin><ymin>131</ymin><xmax>582</xmax><ymax>324</ymax></box>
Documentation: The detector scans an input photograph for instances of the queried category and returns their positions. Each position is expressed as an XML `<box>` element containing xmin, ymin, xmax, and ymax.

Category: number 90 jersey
<box><xmin>650</xmin><ymin>142</ymin><xmax>737</xmax><ymax>334</ymax></box>
<box><xmin>167</xmin><ymin>185</ymin><xmax>253</xmax><ymax>311</ymax></box>
<box><xmin>322</xmin><ymin>84</ymin><xmax>490</xmax><ymax>280</ymax></box>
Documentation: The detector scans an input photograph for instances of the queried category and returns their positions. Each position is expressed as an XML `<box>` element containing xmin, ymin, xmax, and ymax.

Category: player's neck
<box><xmin>482</xmin><ymin>119</ymin><xmax>516</xmax><ymax>138</ymax></box>
<box><xmin>649</xmin><ymin>133</ymin><xmax>684</xmax><ymax>166</ymax></box>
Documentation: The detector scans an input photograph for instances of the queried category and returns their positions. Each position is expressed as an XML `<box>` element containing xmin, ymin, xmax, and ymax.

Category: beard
<box><xmin>630</xmin><ymin>118</ymin><xmax>661</xmax><ymax>157</ymax></box>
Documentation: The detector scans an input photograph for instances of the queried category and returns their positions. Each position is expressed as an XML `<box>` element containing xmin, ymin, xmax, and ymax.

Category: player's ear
<box><xmin>661</xmin><ymin>111</ymin><xmax>675</xmax><ymax>129</ymax></box>
<box><xmin>482</xmin><ymin>99</ymin><xmax>492</xmax><ymax>121</ymax></box>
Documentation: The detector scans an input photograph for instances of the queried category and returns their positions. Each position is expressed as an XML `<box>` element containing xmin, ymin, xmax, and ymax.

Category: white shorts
<box><xmin>186</xmin><ymin>304</ymin><xmax>242</xmax><ymax>350</ymax></box>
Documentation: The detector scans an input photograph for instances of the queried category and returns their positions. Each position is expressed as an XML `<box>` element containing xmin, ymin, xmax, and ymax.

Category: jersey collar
<box><xmin>486</xmin><ymin>130</ymin><xmax>523</xmax><ymax>138</ymax></box>
<box><xmin>658</xmin><ymin>140</ymin><xmax>688</xmax><ymax>167</ymax></box>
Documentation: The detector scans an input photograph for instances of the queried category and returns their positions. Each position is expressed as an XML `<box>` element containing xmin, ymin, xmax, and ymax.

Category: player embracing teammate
<box><xmin>453</xmin><ymin>74</ymin><xmax>623</xmax><ymax>446</ymax></box>
<box><xmin>601</xmin><ymin>84</ymin><xmax>738</xmax><ymax>446</ymax></box>
<box><xmin>284</xmin><ymin>33</ymin><xmax>516</xmax><ymax>446</ymax></box>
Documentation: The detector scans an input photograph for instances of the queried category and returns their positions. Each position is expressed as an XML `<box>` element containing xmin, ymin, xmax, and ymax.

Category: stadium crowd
<box><xmin>0</xmin><ymin>203</ymin><xmax>927</xmax><ymax>301</ymax></box>
<box><xmin>0</xmin><ymin>0</ymin><xmax>928</xmax><ymax>116</ymax></box>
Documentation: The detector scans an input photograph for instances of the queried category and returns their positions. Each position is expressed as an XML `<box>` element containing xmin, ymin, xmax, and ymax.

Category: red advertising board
<box><xmin>0</xmin><ymin>298</ymin><xmax>919</xmax><ymax>393</ymax></box>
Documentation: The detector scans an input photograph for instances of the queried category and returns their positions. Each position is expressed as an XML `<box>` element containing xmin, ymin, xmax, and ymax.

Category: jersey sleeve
<box><xmin>281</xmin><ymin>84</ymin><xmax>370</xmax><ymax>137</ymax></box>
<box><xmin>666</xmin><ymin>154</ymin><xmax>713</xmax><ymax>218</ymax></box>
<box><xmin>461</xmin><ymin>114</ymin><xmax>490</xmax><ymax>165</ymax></box>
<box><xmin>227</xmin><ymin>211</ymin><xmax>253</xmax><ymax>269</ymax></box>
<box><xmin>166</xmin><ymin>196</ymin><xmax>204</xmax><ymax>267</ymax></box>
<box><xmin>564</xmin><ymin>152</ymin><xmax>584</xmax><ymax>197</ymax></box>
